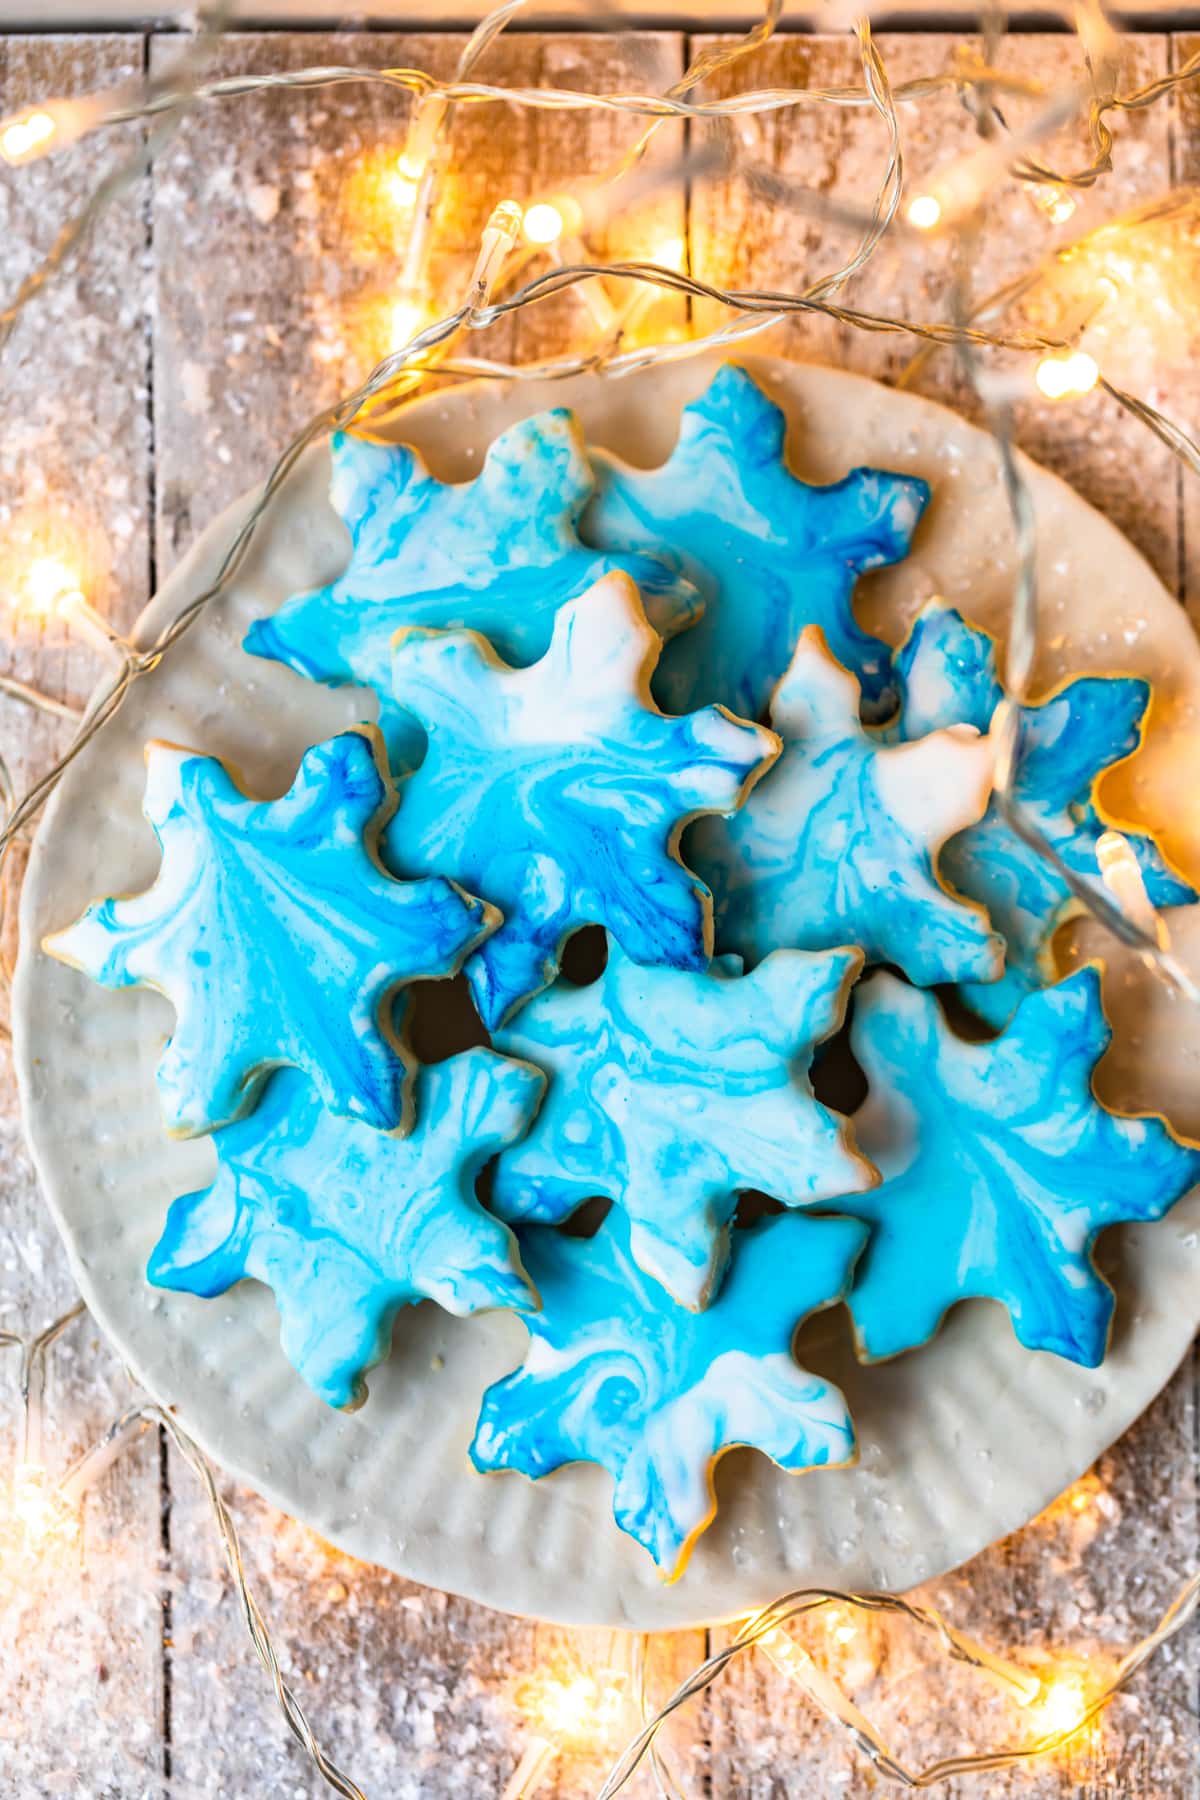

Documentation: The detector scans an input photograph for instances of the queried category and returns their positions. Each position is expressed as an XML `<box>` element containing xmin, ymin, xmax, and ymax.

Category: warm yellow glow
<box><xmin>1034</xmin><ymin>351</ymin><xmax>1099</xmax><ymax>400</ymax></box>
<box><xmin>538</xmin><ymin>1675</ymin><xmax>597</xmax><ymax>1736</ymax></box>
<box><xmin>387</xmin><ymin>170</ymin><xmax>421</xmax><ymax>210</ymax></box>
<box><xmin>523</xmin><ymin>201</ymin><xmax>567</xmax><ymax>247</ymax></box>
<box><xmin>653</xmin><ymin>235</ymin><xmax>686</xmax><ymax>268</ymax></box>
<box><xmin>1024</xmin><ymin>1671</ymin><xmax>1090</xmax><ymax>1741</ymax></box>
<box><xmin>1</xmin><ymin>109</ymin><xmax>56</xmax><ymax>163</ymax></box>
<box><xmin>12</xmin><ymin>1463</ymin><xmax>52</xmax><ymax>1540</ymax></box>
<box><xmin>394</xmin><ymin>93</ymin><xmax>448</xmax><ymax>188</ymax></box>
<box><xmin>390</xmin><ymin>299</ymin><xmax>424</xmax><ymax>350</ymax></box>
<box><xmin>515</xmin><ymin>1667</ymin><xmax>626</xmax><ymax>1751</ymax></box>
<box><xmin>759</xmin><ymin>1626</ymin><xmax>812</xmax><ymax>1679</ymax></box>
<box><xmin>10</xmin><ymin>1461</ymin><xmax>77</xmax><ymax>1546</ymax></box>
<box><xmin>23</xmin><ymin>556</ymin><xmax>84</xmax><ymax>619</ymax></box>
<box><xmin>907</xmin><ymin>193</ymin><xmax>942</xmax><ymax>230</ymax></box>
<box><xmin>1034</xmin><ymin>1469</ymin><xmax>1106</xmax><ymax>1530</ymax></box>
<box><xmin>1031</xmin><ymin>182</ymin><xmax>1077</xmax><ymax>226</ymax></box>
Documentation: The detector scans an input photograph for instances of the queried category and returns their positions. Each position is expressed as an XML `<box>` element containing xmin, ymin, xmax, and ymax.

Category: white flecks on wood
<box><xmin>1</xmin><ymin>25</ymin><xmax>1199</xmax><ymax>1799</ymax></box>
<box><xmin>0</xmin><ymin>37</ymin><xmax>163</xmax><ymax>1800</ymax></box>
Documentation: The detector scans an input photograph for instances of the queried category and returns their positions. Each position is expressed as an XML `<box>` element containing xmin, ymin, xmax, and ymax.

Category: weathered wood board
<box><xmin>1</xmin><ymin>25</ymin><xmax>1199</xmax><ymax>1799</ymax></box>
<box><xmin>0</xmin><ymin>33</ymin><xmax>167</xmax><ymax>1800</ymax></box>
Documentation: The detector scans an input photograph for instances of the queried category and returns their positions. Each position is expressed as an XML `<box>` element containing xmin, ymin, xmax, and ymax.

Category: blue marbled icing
<box><xmin>470</xmin><ymin>1207</ymin><xmax>866</xmax><ymax>1574</ymax></box>
<box><xmin>382</xmin><ymin>572</ymin><xmax>778</xmax><ymax>1031</ymax></box>
<box><xmin>148</xmin><ymin>1050</ymin><xmax>544</xmax><ymax>1410</ymax></box>
<box><xmin>687</xmin><ymin>627</ymin><xmax>1004</xmax><ymax>988</ymax></box>
<box><xmin>245</xmin><ymin>412</ymin><xmax>703</xmax><ymax>772</ymax></box>
<box><xmin>888</xmin><ymin>601</ymin><xmax>1195</xmax><ymax>1027</ymax></box>
<box><xmin>492</xmin><ymin>939</ymin><xmax>874</xmax><ymax>1309</ymax></box>
<box><xmin>43</xmin><ymin>731</ymin><xmax>493</xmax><ymax>1138</ymax></box>
<box><xmin>582</xmin><ymin>363</ymin><xmax>929</xmax><ymax>722</ymax></box>
<box><xmin>840</xmin><ymin>968</ymin><xmax>1200</xmax><ymax>1366</ymax></box>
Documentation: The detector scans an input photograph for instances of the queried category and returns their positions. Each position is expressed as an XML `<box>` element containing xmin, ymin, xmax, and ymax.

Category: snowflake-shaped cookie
<box><xmin>841</xmin><ymin>968</ymin><xmax>1200</xmax><ymax>1365</ymax></box>
<box><xmin>687</xmin><ymin>626</ymin><xmax>1003</xmax><ymax>987</ymax></box>
<box><xmin>382</xmin><ymin>571</ymin><xmax>778</xmax><ymax>1030</ymax></box>
<box><xmin>470</xmin><ymin>1207</ymin><xmax>866</xmax><ymax>1574</ymax></box>
<box><xmin>44</xmin><ymin>731</ymin><xmax>493</xmax><ymax>1137</ymax></box>
<box><xmin>890</xmin><ymin>601</ymin><xmax>1195</xmax><ymax>1027</ymax></box>
<box><xmin>493</xmin><ymin>939</ymin><xmax>874</xmax><ymax>1309</ymax></box>
<box><xmin>148</xmin><ymin>1050</ymin><xmax>544</xmax><ymax>1409</ymax></box>
<box><xmin>583</xmin><ymin>363</ymin><xmax>929</xmax><ymax>722</ymax></box>
<box><xmin>245</xmin><ymin>412</ymin><xmax>702</xmax><ymax>772</ymax></box>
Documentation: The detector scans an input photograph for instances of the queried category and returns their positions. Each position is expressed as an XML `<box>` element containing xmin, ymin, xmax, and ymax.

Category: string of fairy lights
<box><xmin>4</xmin><ymin>1</ymin><xmax>1200</xmax><ymax>1794</ymax></box>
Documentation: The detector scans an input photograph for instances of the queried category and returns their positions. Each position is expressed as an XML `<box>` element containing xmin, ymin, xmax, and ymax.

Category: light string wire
<box><xmin>0</xmin><ymin>2</ymin><xmax>234</xmax><ymax>356</ymax></box>
<box><xmin>2</xmin><ymin>1303</ymin><xmax>368</xmax><ymax>1800</ymax></box>
<box><xmin>4</xmin><ymin>2</ymin><xmax>1200</xmax><ymax>1795</ymax></box>
<box><xmin>10</xmin><ymin>1297</ymin><xmax>1200</xmax><ymax>1800</ymax></box>
<box><xmin>596</xmin><ymin>1576</ymin><xmax>1200</xmax><ymax>1795</ymax></box>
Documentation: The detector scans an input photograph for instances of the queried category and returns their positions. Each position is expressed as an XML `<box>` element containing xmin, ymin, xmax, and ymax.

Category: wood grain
<box><xmin>148</xmin><ymin>30</ymin><xmax>686</xmax><ymax>579</ymax></box>
<box><xmin>2</xmin><ymin>23</ymin><xmax>1199</xmax><ymax>1799</ymax></box>
<box><xmin>0</xmin><ymin>33</ymin><xmax>166</xmax><ymax>1800</ymax></box>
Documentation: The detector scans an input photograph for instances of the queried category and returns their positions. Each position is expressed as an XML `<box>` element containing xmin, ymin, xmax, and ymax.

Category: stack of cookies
<box><xmin>47</xmin><ymin>365</ymin><xmax>1200</xmax><ymax>1577</ymax></box>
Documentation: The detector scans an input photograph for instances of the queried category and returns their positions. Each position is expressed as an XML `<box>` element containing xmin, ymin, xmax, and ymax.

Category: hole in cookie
<box><xmin>559</xmin><ymin>925</ymin><xmax>608</xmax><ymax>986</ymax></box>
<box><xmin>936</xmin><ymin>981</ymin><xmax>1001</xmax><ymax>1042</ymax></box>
<box><xmin>403</xmin><ymin>973</ymin><xmax>490</xmax><ymax>1063</ymax></box>
<box><xmin>810</xmin><ymin>1015</ymin><xmax>867</xmax><ymax>1117</ymax></box>
<box><xmin>561</xmin><ymin>1195</ymin><xmax>612</xmax><ymax>1238</ymax></box>
<box><xmin>790</xmin><ymin>1299</ymin><xmax>860</xmax><ymax>1378</ymax></box>
<box><xmin>734</xmin><ymin>1190</ymin><xmax>785</xmax><ymax>1228</ymax></box>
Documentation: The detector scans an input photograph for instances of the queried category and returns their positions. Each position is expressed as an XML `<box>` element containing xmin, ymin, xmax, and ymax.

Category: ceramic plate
<box><xmin>14</xmin><ymin>356</ymin><xmax>1200</xmax><ymax>1629</ymax></box>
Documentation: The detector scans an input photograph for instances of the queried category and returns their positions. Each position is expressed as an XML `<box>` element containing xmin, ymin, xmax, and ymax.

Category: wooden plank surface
<box><xmin>1</xmin><ymin>24</ymin><xmax>1199</xmax><ymax>1799</ymax></box>
<box><xmin>0</xmin><ymin>32</ymin><xmax>167</xmax><ymax>1800</ymax></box>
<box><xmin>149</xmin><ymin>29</ymin><xmax>687</xmax><ymax>578</ymax></box>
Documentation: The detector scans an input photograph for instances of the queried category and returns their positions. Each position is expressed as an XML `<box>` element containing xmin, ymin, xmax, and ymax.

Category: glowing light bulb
<box><xmin>1026</xmin><ymin>1671</ymin><xmax>1090</xmax><ymax>1740</ymax></box>
<box><xmin>12</xmin><ymin>1462</ymin><xmax>52</xmax><ymax>1540</ymax></box>
<box><xmin>390</xmin><ymin>299</ymin><xmax>424</xmax><ymax>350</ymax></box>
<box><xmin>759</xmin><ymin>1627</ymin><xmax>812</xmax><ymax>1679</ymax></box>
<box><xmin>1030</xmin><ymin>182</ymin><xmax>1077</xmax><ymax>226</ymax></box>
<box><xmin>515</xmin><ymin>1665</ymin><xmax>626</xmax><ymax>1753</ymax></box>
<box><xmin>540</xmin><ymin>1675</ymin><xmax>597</xmax><ymax>1736</ymax></box>
<box><xmin>907</xmin><ymin>194</ymin><xmax>942</xmax><ymax>230</ymax></box>
<box><xmin>395</xmin><ymin>94</ymin><xmax>447</xmax><ymax>189</ymax></box>
<box><xmin>523</xmin><ymin>201</ymin><xmax>566</xmax><ymax>247</ymax></box>
<box><xmin>0</xmin><ymin>109</ymin><xmax>56</xmax><ymax>163</ymax></box>
<box><xmin>388</xmin><ymin>170</ymin><xmax>420</xmax><ymax>210</ymax></box>
<box><xmin>653</xmin><ymin>235</ymin><xmax>686</xmax><ymax>268</ymax></box>
<box><xmin>10</xmin><ymin>1461</ymin><xmax>77</xmax><ymax>1547</ymax></box>
<box><xmin>1034</xmin><ymin>351</ymin><xmax>1099</xmax><ymax>400</ymax></box>
<box><xmin>23</xmin><ymin>557</ymin><xmax>84</xmax><ymax>619</ymax></box>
